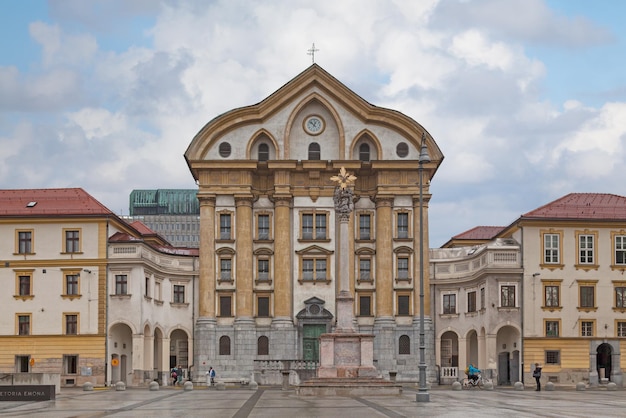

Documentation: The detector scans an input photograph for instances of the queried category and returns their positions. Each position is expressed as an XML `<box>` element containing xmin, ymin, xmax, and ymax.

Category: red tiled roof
<box><xmin>0</xmin><ymin>188</ymin><xmax>113</xmax><ymax>216</ymax></box>
<box><xmin>129</xmin><ymin>220</ymin><xmax>156</xmax><ymax>235</ymax></box>
<box><xmin>452</xmin><ymin>226</ymin><xmax>506</xmax><ymax>240</ymax></box>
<box><xmin>522</xmin><ymin>193</ymin><xmax>626</xmax><ymax>220</ymax></box>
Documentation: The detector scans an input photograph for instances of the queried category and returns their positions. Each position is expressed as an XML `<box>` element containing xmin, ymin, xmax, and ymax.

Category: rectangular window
<box><xmin>301</xmin><ymin>258</ymin><xmax>327</xmax><ymax>281</ymax></box>
<box><xmin>65</xmin><ymin>230</ymin><xmax>80</xmax><ymax>253</ymax></box>
<box><xmin>397</xmin><ymin>256</ymin><xmax>409</xmax><ymax>279</ymax></box>
<box><xmin>467</xmin><ymin>291</ymin><xmax>476</xmax><ymax>313</ymax></box>
<box><xmin>443</xmin><ymin>294</ymin><xmax>456</xmax><ymax>315</ymax></box>
<box><xmin>257</xmin><ymin>259</ymin><xmax>269</xmax><ymax>280</ymax></box>
<box><xmin>359</xmin><ymin>257</ymin><xmax>371</xmax><ymax>280</ymax></box>
<box><xmin>616</xmin><ymin>287</ymin><xmax>626</xmax><ymax>308</ymax></box>
<box><xmin>580</xmin><ymin>286</ymin><xmax>595</xmax><ymax>308</ymax></box>
<box><xmin>618</xmin><ymin>322</ymin><xmax>626</xmax><ymax>337</ymax></box>
<box><xmin>65</xmin><ymin>314</ymin><xmax>78</xmax><ymax>335</ymax></box>
<box><xmin>545</xmin><ymin>285</ymin><xmax>559</xmax><ymax>307</ymax></box>
<box><xmin>302</xmin><ymin>214</ymin><xmax>313</xmax><ymax>239</ymax></box>
<box><xmin>219</xmin><ymin>295</ymin><xmax>232</xmax><ymax>317</ymax></box>
<box><xmin>480</xmin><ymin>287</ymin><xmax>485</xmax><ymax>309</ymax></box>
<box><xmin>359</xmin><ymin>295</ymin><xmax>372</xmax><ymax>316</ymax></box>
<box><xmin>301</xmin><ymin>213</ymin><xmax>327</xmax><ymax>240</ymax></box>
<box><xmin>359</xmin><ymin>214</ymin><xmax>371</xmax><ymax>240</ymax></box>
<box><xmin>315</xmin><ymin>214</ymin><xmax>326</xmax><ymax>239</ymax></box>
<box><xmin>315</xmin><ymin>259</ymin><xmax>327</xmax><ymax>280</ymax></box>
<box><xmin>155</xmin><ymin>281</ymin><xmax>162</xmax><ymax>301</ymax></box>
<box><xmin>257</xmin><ymin>296</ymin><xmax>270</xmax><ymax>317</ymax></box>
<box><xmin>220</xmin><ymin>258</ymin><xmax>232</xmax><ymax>280</ymax></box>
<box><xmin>18</xmin><ymin>231</ymin><xmax>32</xmax><ymax>254</ymax></box>
<box><xmin>19</xmin><ymin>275</ymin><xmax>31</xmax><ymax>296</ymax></box>
<box><xmin>581</xmin><ymin>321</ymin><xmax>594</xmax><ymax>337</ymax></box>
<box><xmin>64</xmin><ymin>355</ymin><xmax>78</xmax><ymax>374</ymax></box>
<box><xmin>544</xmin><ymin>233</ymin><xmax>559</xmax><ymax>264</ymax></box>
<box><xmin>115</xmin><ymin>274</ymin><xmax>128</xmax><ymax>295</ymax></box>
<box><xmin>397</xmin><ymin>294</ymin><xmax>410</xmax><ymax>315</ymax></box>
<box><xmin>501</xmin><ymin>285</ymin><xmax>516</xmax><ymax>307</ymax></box>
<box><xmin>145</xmin><ymin>277</ymin><xmax>150</xmax><ymax>297</ymax></box>
<box><xmin>579</xmin><ymin>234</ymin><xmax>594</xmax><ymax>264</ymax></box>
<box><xmin>66</xmin><ymin>274</ymin><xmax>79</xmax><ymax>295</ymax></box>
<box><xmin>257</xmin><ymin>214</ymin><xmax>270</xmax><ymax>240</ymax></box>
<box><xmin>616</xmin><ymin>235</ymin><xmax>626</xmax><ymax>265</ymax></box>
<box><xmin>302</xmin><ymin>259</ymin><xmax>314</xmax><ymax>280</ymax></box>
<box><xmin>18</xmin><ymin>315</ymin><xmax>30</xmax><ymax>335</ymax></box>
<box><xmin>173</xmin><ymin>285</ymin><xmax>185</xmax><ymax>303</ymax></box>
<box><xmin>397</xmin><ymin>213</ymin><xmax>409</xmax><ymax>239</ymax></box>
<box><xmin>546</xmin><ymin>320</ymin><xmax>559</xmax><ymax>337</ymax></box>
<box><xmin>545</xmin><ymin>350</ymin><xmax>560</xmax><ymax>365</ymax></box>
<box><xmin>220</xmin><ymin>213</ymin><xmax>232</xmax><ymax>240</ymax></box>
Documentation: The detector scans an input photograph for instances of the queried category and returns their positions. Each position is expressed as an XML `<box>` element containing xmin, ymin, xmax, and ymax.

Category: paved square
<box><xmin>0</xmin><ymin>386</ymin><xmax>624</xmax><ymax>417</ymax></box>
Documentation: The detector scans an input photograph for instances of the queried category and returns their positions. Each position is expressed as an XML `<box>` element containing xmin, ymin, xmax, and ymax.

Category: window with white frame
<box><xmin>616</xmin><ymin>286</ymin><xmax>626</xmax><ymax>308</ymax></box>
<box><xmin>617</xmin><ymin>321</ymin><xmax>626</xmax><ymax>337</ymax></box>
<box><xmin>543</xmin><ymin>233</ymin><xmax>560</xmax><ymax>264</ymax></box>
<box><xmin>544</xmin><ymin>283</ymin><xmax>560</xmax><ymax>308</ymax></box>
<box><xmin>578</xmin><ymin>234</ymin><xmax>594</xmax><ymax>264</ymax></box>
<box><xmin>581</xmin><ymin>320</ymin><xmax>594</xmax><ymax>337</ymax></box>
<box><xmin>257</xmin><ymin>214</ymin><xmax>271</xmax><ymax>240</ymax></box>
<box><xmin>615</xmin><ymin>234</ymin><xmax>626</xmax><ymax>265</ymax></box>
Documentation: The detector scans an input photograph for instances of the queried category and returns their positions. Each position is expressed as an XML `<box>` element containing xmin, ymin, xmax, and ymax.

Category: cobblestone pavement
<box><xmin>0</xmin><ymin>386</ymin><xmax>625</xmax><ymax>418</ymax></box>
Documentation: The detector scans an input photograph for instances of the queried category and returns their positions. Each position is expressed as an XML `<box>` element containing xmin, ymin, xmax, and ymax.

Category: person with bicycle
<box><xmin>467</xmin><ymin>364</ymin><xmax>481</xmax><ymax>384</ymax></box>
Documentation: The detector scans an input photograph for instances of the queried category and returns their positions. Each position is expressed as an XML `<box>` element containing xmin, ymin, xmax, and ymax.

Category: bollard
<box><xmin>83</xmin><ymin>382</ymin><xmax>94</xmax><ymax>391</ymax></box>
<box><xmin>545</xmin><ymin>382</ymin><xmax>555</xmax><ymax>391</ymax></box>
<box><xmin>149</xmin><ymin>381</ymin><xmax>159</xmax><ymax>391</ymax></box>
<box><xmin>184</xmin><ymin>381</ymin><xmax>193</xmax><ymax>391</ymax></box>
<box><xmin>115</xmin><ymin>381</ymin><xmax>126</xmax><ymax>391</ymax></box>
<box><xmin>281</xmin><ymin>370</ymin><xmax>291</xmax><ymax>391</ymax></box>
<box><xmin>451</xmin><ymin>381</ymin><xmax>462</xmax><ymax>391</ymax></box>
<box><xmin>514</xmin><ymin>381</ymin><xmax>524</xmax><ymax>391</ymax></box>
<box><xmin>576</xmin><ymin>382</ymin><xmax>586</xmax><ymax>391</ymax></box>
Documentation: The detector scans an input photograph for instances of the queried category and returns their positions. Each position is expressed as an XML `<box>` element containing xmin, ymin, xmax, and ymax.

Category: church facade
<box><xmin>185</xmin><ymin>65</ymin><xmax>443</xmax><ymax>383</ymax></box>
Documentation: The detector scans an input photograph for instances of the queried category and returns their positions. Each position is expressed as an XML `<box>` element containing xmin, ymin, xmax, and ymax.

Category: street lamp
<box><xmin>416</xmin><ymin>133</ymin><xmax>430</xmax><ymax>403</ymax></box>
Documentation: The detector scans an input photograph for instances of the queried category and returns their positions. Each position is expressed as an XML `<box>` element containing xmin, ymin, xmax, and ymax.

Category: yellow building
<box><xmin>185</xmin><ymin>64</ymin><xmax>444</xmax><ymax>383</ymax></box>
<box><xmin>0</xmin><ymin>188</ymin><xmax>127</xmax><ymax>386</ymax></box>
<box><xmin>501</xmin><ymin>193</ymin><xmax>626</xmax><ymax>386</ymax></box>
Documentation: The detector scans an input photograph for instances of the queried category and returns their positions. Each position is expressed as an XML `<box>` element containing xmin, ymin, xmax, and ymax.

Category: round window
<box><xmin>219</xmin><ymin>142</ymin><xmax>232</xmax><ymax>158</ymax></box>
<box><xmin>396</xmin><ymin>142</ymin><xmax>409</xmax><ymax>158</ymax></box>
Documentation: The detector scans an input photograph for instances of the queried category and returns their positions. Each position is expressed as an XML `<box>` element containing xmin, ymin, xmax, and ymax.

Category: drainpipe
<box><xmin>105</xmin><ymin>219</ymin><xmax>110</xmax><ymax>386</ymax></box>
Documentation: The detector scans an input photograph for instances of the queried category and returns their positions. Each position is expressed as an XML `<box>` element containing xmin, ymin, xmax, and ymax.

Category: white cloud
<box><xmin>1</xmin><ymin>0</ymin><xmax>624</xmax><ymax>246</ymax></box>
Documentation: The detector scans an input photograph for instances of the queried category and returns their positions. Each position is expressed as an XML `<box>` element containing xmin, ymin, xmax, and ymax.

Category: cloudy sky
<box><xmin>1</xmin><ymin>0</ymin><xmax>625</xmax><ymax>247</ymax></box>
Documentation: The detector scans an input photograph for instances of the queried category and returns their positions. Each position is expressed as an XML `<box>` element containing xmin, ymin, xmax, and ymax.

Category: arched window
<box><xmin>219</xmin><ymin>335</ymin><xmax>231</xmax><ymax>355</ymax></box>
<box><xmin>308</xmin><ymin>143</ymin><xmax>321</xmax><ymax>160</ymax></box>
<box><xmin>359</xmin><ymin>143</ymin><xmax>370</xmax><ymax>162</ymax></box>
<box><xmin>258</xmin><ymin>143</ymin><xmax>269</xmax><ymax>161</ymax></box>
<box><xmin>399</xmin><ymin>335</ymin><xmax>410</xmax><ymax>355</ymax></box>
<box><xmin>257</xmin><ymin>336</ymin><xmax>269</xmax><ymax>355</ymax></box>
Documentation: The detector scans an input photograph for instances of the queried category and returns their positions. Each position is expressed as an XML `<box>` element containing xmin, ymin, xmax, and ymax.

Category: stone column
<box><xmin>198</xmin><ymin>195</ymin><xmax>216</xmax><ymax>318</ymax></box>
<box><xmin>335</xmin><ymin>187</ymin><xmax>354</xmax><ymax>331</ymax></box>
<box><xmin>235</xmin><ymin>195</ymin><xmax>254</xmax><ymax>319</ymax></box>
<box><xmin>162</xmin><ymin>337</ymin><xmax>171</xmax><ymax>386</ymax></box>
<box><xmin>273</xmin><ymin>196</ymin><xmax>293</xmax><ymax>322</ymax></box>
<box><xmin>374</xmin><ymin>197</ymin><xmax>394</xmax><ymax>319</ymax></box>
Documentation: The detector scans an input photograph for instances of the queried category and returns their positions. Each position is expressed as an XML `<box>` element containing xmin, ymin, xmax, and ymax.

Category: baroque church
<box><xmin>185</xmin><ymin>64</ymin><xmax>443</xmax><ymax>383</ymax></box>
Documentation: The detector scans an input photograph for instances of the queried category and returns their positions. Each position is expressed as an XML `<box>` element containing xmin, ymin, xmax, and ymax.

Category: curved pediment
<box><xmin>185</xmin><ymin>64</ymin><xmax>443</xmax><ymax>180</ymax></box>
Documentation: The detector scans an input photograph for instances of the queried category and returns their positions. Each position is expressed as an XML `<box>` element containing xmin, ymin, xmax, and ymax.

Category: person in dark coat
<box><xmin>533</xmin><ymin>363</ymin><xmax>542</xmax><ymax>391</ymax></box>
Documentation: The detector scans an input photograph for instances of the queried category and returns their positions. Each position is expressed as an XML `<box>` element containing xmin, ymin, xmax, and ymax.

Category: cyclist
<box><xmin>467</xmin><ymin>364</ymin><xmax>481</xmax><ymax>384</ymax></box>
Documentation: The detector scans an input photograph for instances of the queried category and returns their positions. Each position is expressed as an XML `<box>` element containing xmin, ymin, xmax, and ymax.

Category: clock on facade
<box><xmin>304</xmin><ymin>116</ymin><xmax>325</xmax><ymax>135</ymax></box>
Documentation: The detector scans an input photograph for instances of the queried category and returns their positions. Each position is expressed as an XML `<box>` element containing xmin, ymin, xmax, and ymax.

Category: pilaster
<box><xmin>198</xmin><ymin>195</ymin><xmax>216</xmax><ymax>318</ymax></box>
<box><xmin>375</xmin><ymin>197</ymin><xmax>394</xmax><ymax>318</ymax></box>
<box><xmin>235</xmin><ymin>195</ymin><xmax>254</xmax><ymax>319</ymax></box>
